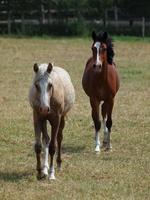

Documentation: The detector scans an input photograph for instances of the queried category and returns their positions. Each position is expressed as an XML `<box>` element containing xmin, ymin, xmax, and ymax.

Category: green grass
<box><xmin>113</xmin><ymin>35</ymin><xmax>150</xmax><ymax>42</ymax></box>
<box><xmin>0</xmin><ymin>36</ymin><xmax>150</xmax><ymax>200</ymax></box>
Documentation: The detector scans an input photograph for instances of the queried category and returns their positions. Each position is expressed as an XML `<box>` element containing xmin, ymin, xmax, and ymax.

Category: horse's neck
<box><xmin>101</xmin><ymin>61</ymin><xmax>108</xmax><ymax>80</ymax></box>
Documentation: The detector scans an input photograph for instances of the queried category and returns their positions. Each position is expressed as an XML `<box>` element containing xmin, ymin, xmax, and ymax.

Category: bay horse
<box><xmin>82</xmin><ymin>31</ymin><xmax>120</xmax><ymax>152</ymax></box>
<box><xmin>29</xmin><ymin>63</ymin><xmax>75</xmax><ymax>180</ymax></box>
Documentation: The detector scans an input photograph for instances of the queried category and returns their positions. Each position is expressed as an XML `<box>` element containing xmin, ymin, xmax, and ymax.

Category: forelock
<box><xmin>33</xmin><ymin>63</ymin><xmax>50</xmax><ymax>82</ymax></box>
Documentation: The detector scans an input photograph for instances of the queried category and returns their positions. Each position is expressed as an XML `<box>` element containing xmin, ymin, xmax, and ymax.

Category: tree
<box><xmin>118</xmin><ymin>0</ymin><xmax>150</xmax><ymax>18</ymax></box>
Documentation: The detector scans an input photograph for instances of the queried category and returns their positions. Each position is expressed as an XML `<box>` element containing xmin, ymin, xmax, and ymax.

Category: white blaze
<box><xmin>39</xmin><ymin>80</ymin><xmax>50</xmax><ymax>108</ymax></box>
<box><xmin>94</xmin><ymin>42</ymin><xmax>102</xmax><ymax>66</ymax></box>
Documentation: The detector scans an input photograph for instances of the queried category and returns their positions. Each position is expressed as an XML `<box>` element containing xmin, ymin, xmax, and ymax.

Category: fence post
<box><xmin>47</xmin><ymin>4</ymin><xmax>51</xmax><ymax>25</ymax></box>
<box><xmin>142</xmin><ymin>17</ymin><xmax>145</xmax><ymax>38</ymax></box>
<box><xmin>104</xmin><ymin>10</ymin><xmax>107</xmax><ymax>27</ymax></box>
<box><xmin>8</xmin><ymin>11</ymin><xmax>11</xmax><ymax>34</ymax></box>
<box><xmin>114</xmin><ymin>6</ymin><xmax>118</xmax><ymax>30</ymax></box>
<box><xmin>21</xmin><ymin>12</ymin><xmax>25</xmax><ymax>34</ymax></box>
<box><xmin>41</xmin><ymin>4</ymin><xmax>45</xmax><ymax>25</ymax></box>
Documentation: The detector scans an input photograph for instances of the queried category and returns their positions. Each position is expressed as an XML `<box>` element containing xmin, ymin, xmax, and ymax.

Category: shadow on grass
<box><xmin>0</xmin><ymin>171</ymin><xmax>33</xmax><ymax>182</ymax></box>
<box><xmin>62</xmin><ymin>144</ymin><xmax>85</xmax><ymax>154</ymax></box>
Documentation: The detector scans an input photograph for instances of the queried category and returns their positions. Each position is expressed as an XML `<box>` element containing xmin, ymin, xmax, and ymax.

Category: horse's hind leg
<box><xmin>56</xmin><ymin>116</ymin><xmax>65</xmax><ymax>169</ymax></box>
<box><xmin>101</xmin><ymin>102</ymin><xmax>109</xmax><ymax>148</ymax></box>
<box><xmin>41</xmin><ymin>120</ymin><xmax>50</xmax><ymax>177</ymax></box>
<box><xmin>33</xmin><ymin>111</ymin><xmax>42</xmax><ymax>179</ymax></box>
<box><xmin>105</xmin><ymin>99</ymin><xmax>114</xmax><ymax>151</ymax></box>
<box><xmin>90</xmin><ymin>98</ymin><xmax>101</xmax><ymax>152</ymax></box>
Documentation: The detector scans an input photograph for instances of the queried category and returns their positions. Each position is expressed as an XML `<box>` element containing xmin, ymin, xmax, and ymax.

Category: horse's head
<box><xmin>91</xmin><ymin>31</ymin><xmax>109</xmax><ymax>70</ymax></box>
<box><xmin>33</xmin><ymin>63</ymin><xmax>53</xmax><ymax>116</ymax></box>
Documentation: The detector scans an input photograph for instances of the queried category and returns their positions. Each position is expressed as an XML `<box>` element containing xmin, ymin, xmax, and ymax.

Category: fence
<box><xmin>0</xmin><ymin>5</ymin><xmax>150</xmax><ymax>37</ymax></box>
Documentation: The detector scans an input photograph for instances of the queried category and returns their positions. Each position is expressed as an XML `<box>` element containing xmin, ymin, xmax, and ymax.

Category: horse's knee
<box><xmin>106</xmin><ymin>119</ymin><xmax>112</xmax><ymax>131</ymax></box>
<box><xmin>101</xmin><ymin>103</ymin><xmax>107</xmax><ymax>118</ymax></box>
<box><xmin>91</xmin><ymin>110</ymin><xmax>101</xmax><ymax>132</ymax></box>
<box><xmin>57</xmin><ymin>133</ymin><xmax>63</xmax><ymax>144</ymax></box>
<box><xmin>49</xmin><ymin>142</ymin><xmax>56</xmax><ymax>156</ymax></box>
<box><xmin>94</xmin><ymin>120</ymin><xmax>101</xmax><ymax>132</ymax></box>
<box><xmin>34</xmin><ymin>143</ymin><xmax>42</xmax><ymax>154</ymax></box>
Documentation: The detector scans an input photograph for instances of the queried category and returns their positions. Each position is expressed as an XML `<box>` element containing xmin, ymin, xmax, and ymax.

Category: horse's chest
<box><xmin>96</xmin><ymin>86</ymin><xmax>107</xmax><ymax>100</ymax></box>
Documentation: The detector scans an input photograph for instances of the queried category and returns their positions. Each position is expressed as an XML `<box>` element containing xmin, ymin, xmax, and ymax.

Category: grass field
<box><xmin>0</xmin><ymin>36</ymin><xmax>150</xmax><ymax>200</ymax></box>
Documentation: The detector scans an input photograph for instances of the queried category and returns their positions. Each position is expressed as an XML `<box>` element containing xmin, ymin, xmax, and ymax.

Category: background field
<box><xmin>0</xmin><ymin>36</ymin><xmax>150</xmax><ymax>200</ymax></box>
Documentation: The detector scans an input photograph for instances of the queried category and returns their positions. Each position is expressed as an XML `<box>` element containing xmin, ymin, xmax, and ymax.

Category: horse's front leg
<box><xmin>90</xmin><ymin>98</ymin><xmax>101</xmax><ymax>153</ymax></box>
<box><xmin>41</xmin><ymin>120</ymin><xmax>50</xmax><ymax>177</ymax></box>
<box><xmin>33</xmin><ymin>111</ymin><xmax>42</xmax><ymax>179</ymax></box>
<box><xmin>49</xmin><ymin>115</ymin><xmax>61</xmax><ymax>180</ymax></box>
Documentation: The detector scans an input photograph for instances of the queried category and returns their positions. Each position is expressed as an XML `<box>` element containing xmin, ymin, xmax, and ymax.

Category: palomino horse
<box><xmin>29</xmin><ymin>63</ymin><xmax>75</xmax><ymax>180</ymax></box>
<box><xmin>82</xmin><ymin>31</ymin><xmax>120</xmax><ymax>152</ymax></box>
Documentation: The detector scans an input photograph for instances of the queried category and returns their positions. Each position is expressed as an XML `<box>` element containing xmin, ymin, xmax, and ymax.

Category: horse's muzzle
<box><xmin>93</xmin><ymin>64</ymin><xmax>102</xmax><ymax>70</ymax></box>
<box><xmin>39</xmin><ymin>106</ymin><xmax>50</xmax><ymax>115</ymax></box>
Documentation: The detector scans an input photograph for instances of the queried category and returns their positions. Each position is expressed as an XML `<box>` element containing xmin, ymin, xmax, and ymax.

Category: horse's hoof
<box><xmin>57</xmin><ymin>166</ymin><xmax>62</xmax><ymax>171</ymax></box>
<box><xmin>102</xmin><ymin>141</ymin><xmax>107</xmax><ymax>148</ymax></box>
<box><xmin>49</xmin><ymin>174</ymin><xmax>56</xmax><ymax>180</ymax></box>
<box><xmin>95</xmin><ymin>145</ymin><xmax>100</xmax><ymax>153</ymax></box>
<box><xmin>42</xmin><ymin>167</ymin><xmax>49</xmax><ymax>176</ymax></box>
<box><xmin>36</xmin><ymin>173</ymin><xmax>46</xmax><ymax>180</ymax></box>
<box><xmin>104</xmin><ymin>147</ymin><xmax>112</xmax><ymax>152</ymax></box>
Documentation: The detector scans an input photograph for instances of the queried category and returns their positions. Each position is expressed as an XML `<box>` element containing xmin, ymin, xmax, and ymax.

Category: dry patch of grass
<box><xmin>0</xmin><ymin>36</ymin><xmax>150</xmax><ymax>200</ymax></box>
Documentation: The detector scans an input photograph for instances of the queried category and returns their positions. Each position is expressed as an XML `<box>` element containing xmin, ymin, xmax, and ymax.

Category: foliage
<box><xmin>118</xmin><ymin>0</ymin><xmax>150</xmax><ymax>17</ymax></box>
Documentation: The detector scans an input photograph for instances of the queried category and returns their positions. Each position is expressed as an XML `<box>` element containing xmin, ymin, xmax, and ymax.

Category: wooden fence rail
<box><xmin>0</xmin><ymin>7</ymin><xmax>149</xmax><ymax>36</ymax></box>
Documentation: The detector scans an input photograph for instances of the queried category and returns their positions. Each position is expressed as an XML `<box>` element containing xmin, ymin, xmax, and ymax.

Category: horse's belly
<box><xmin>62</xmin><ymin>81</ymin><xmax>75</xmax><ymax>114</ymax></box>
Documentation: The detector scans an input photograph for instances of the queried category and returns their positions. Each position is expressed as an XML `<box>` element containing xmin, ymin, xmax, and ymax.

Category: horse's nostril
<box><xmin>93</xmin><ymin>64</ymin><xmax>96</xmax><ymax>68</ymax></box>
<box><xmin>39</xmin><ymin>107</ymin><xmax>42</xmax><ymax>112</ymax></box>
<box><xmin>39</xmin><ymin>106</ymin><xmax>50</xmax><ymax>114</ymax></box>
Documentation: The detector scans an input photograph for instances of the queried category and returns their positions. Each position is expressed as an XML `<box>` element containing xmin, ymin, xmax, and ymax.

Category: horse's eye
<box><xmin>47</xmin><ymin>83</ymin><xmax>52</xmax><ymax>90</ymax></box>
<box><xmin>92</xmin><ymin>47</ymin><xmax>97</xmax><ymax>52</ymax></box>
<box><xmin>35</xmin><ymin>83</ymin><xmax>40</xmax><ymax>91</ymax></box>
<box><xmin>101</xmin><ymin>47</ymin><xmax>107</xmax><ymax>52</ymax></box>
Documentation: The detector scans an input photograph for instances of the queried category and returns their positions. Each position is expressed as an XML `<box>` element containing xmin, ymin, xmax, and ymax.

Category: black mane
<box><xmin>106</xmin><ymin>37</ymin><xmax>115</xmax><ymax>65</ymax></box>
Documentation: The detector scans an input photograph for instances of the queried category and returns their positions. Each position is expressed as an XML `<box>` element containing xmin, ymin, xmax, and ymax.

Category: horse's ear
<box><xmin>33</xmin><ymin>63</ymin><xmax>38</xmax><ymax>73</ymax></box>
<box><xmin>92</xmin><ymin>31</ymin><xmax>96</xmax><ymax>41</ymax></box>
<box><xmin>47</xmin><ymin>63</ymin><xmax>53</xmax><ymax>73</ymax></box>
<box><xmin>102</xmin><ymin>32</ymin><xmax>108</xmax><ymax>42</ymax></box>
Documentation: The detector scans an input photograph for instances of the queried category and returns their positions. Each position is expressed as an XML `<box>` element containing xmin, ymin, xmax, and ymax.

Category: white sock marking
<box><xmin>95</xmin><ymin>131</ymin><xmax>100</xmax><ymax>152</ymax></box>
<box><xmin>42</xmin><ymin>145</ymin><xmax>49</xmax><ymax>175</ymax></box>
<box><xmin>103</xmin><ymin>119</ymin><xmax>108</xmax><ymax>142</ymax></box>
<box><xmin>49</xmin><ymin>166</ymin><xmax>55</xmax><ymax>180</ymax></box>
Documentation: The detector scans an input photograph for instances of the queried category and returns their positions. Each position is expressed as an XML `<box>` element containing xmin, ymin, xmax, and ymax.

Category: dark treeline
<box><xmin>0</xmin><ymin>0</ymin><xmax>150</xmax><ymax>36</ymax></box>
